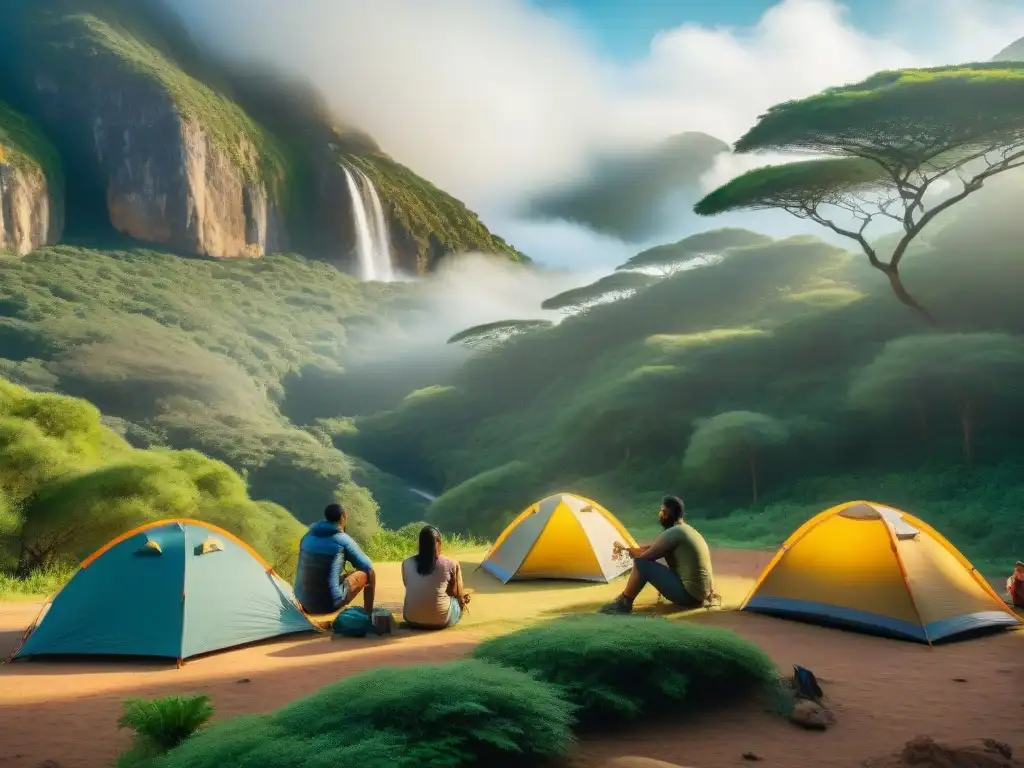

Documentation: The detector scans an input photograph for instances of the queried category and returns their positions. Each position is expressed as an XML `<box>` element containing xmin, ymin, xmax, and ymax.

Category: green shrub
<box><xmin>158</xmin><ymin>660</ymin><xmax>576</xmax><ymax>768</ymax></box>
<box><xmin>473</xmin><ymin>614</ymin><xmax>781</xmax><ymax>728</ymax></box>
<box><xmin>0</xmin><ymin>377</ymin><xmax>307</xmax><ymax>585</ymax></box>
<box><xmin>0</xmin><ymin>562</ymin><xmax>73</xmax><ymax>599</ymax></box>
<box><xmin>366</xmin><ymin>521</ymin><xmax>488</xmax><ymax>562</ymax></box>
<box><xmin>116</xmin><ymin>695</ymin><xmax>214</xmax><ymax>767</ymax></box>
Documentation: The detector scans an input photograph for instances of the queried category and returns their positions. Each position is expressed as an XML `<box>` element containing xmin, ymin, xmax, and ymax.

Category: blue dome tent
<box><xmin>8</xmin><ymin>519</ymin><xmax>319</xmax><ymax>665</ymax></box>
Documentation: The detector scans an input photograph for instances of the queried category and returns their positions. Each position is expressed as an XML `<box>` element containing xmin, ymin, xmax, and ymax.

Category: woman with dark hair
<box><xmin>401</xmin><ymin>525</ymin><xmax>471</xmax><ymax>629</ymax></box>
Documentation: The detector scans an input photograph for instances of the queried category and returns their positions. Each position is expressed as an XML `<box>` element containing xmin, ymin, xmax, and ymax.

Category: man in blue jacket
<box><xmin>294</xmin><ymin>503</ymin><xmax>376</xmax><ymax>615</ymax></box>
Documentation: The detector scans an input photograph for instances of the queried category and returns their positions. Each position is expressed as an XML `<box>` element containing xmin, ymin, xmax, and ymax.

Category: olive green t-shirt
<box><xmin>654</xmin><ymin>521</ymin><xmax>714</xmax><ymax>601</ymax></box>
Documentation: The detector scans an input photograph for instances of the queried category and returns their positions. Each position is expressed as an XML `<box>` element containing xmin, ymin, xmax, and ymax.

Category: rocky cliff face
<box><xmin>0</xmin><ymin>104</ymin><xmax>63</xmax><ymax>255</ymax></box>
<box><xmin>24</xmin><ymin>12</ymin><xmax>286</xmax><ymax>258</ymax></box>
<box><xmin>0</xmin><ymin>160</ymin><xmax>59</xmax><ymax>255</ymax></box>
<box><xmin>1</xmin><ymin>1</ymin><xmax>522</xmax><ymax>268</ymax></box>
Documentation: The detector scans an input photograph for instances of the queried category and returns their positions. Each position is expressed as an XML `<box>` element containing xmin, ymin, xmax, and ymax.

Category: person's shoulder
<box><xmin>439</xmin><ymin>554</ymin><xmax>460</xmax><ymax>569</ymax></box>
<box><xmin>334</xmin><ymin>530</ymin><xmax>358</xmax><ymax>546</ymax></box>
<box><xmin>663</xmin><ymin>523</ymin><xmax>686</xmax><ymax>539</ymax></box>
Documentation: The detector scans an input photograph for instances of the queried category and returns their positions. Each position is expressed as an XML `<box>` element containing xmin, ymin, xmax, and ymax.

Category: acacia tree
<box><xmin>695</xmin><ymin>63</ymin><xmax>1024</xmax><ymax>324</ymax></box>
<box><xmin>682</xmin><ymin>411</ymin><xmax>790</xmax><ymax>504</ymax></box>
<box><xmin>616</xmin><ymin>228</ymin><xmax>773</xmax><ymax>275</ymax></box>
<box><xmin>446</xmin><ymin>319</ymin><xmax>553</xmax><ymax>352</ymax></box>
<box><xmin>848</xmin><ymin>332</ymin><xmax>1024</xmax><ymax>467</ymax></box>
<box><xmin>540</xmin><ymin>272</ymin><xmax>659</xmax><ymax>314</ymax></box>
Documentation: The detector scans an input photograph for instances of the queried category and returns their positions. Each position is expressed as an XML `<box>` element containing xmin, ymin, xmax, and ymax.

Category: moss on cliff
<box><xmin>34</xmin><ymin>7</ymin><xmax>290</xmax><ymax>195</ymax></box>
<box><xmin>345</xmin><ymin>153</ymin><xmax>529</xmax><ymax>272</ymax></box>
<box><xmin>0</xmin><ymin>100</ymin><xmax>63</xmax><ymax>193</ymax></box>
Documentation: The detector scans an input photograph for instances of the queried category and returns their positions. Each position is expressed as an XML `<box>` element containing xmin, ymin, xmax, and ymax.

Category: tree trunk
<box><xmin>959</xmin><ymin>399</ymin><xmax>974</xmax><ymax>468</ymax></box>
<box><xmin>15</xmin><ymin>537</ymin><xmax>28</xmax><ymax>579</ymax></box>
<box><xmin>748</xmin><ymin>455</ymin><xmax>758</xmax><ymax>505</ymax></box>
<box><xmin>885</xmin><ymin>269</ymin><xmax>938</xmax><ymax>327</ymax></box>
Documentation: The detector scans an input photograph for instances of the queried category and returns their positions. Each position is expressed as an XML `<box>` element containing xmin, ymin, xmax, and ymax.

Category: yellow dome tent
<box><xmin>742</xmin><ymin>500</ymin><xmax>1021</xmax><ymax>643</ymax></box>
<box><xmin>480</xmin><ymin>493</ymin><xmax>638</xmax><ymax>583</ymax></box>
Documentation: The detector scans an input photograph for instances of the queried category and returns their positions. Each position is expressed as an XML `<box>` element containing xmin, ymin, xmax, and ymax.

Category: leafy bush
<box><xmin>116</xmin><ymin>695</ymin><xmax>214</xmax><ymax>768</ymax></box>
<box><xmin>156</xmin><ymin>660</ymin><xmax>576</xmax><ymax>768</ymax></box>
<box><xmin>473</xmin><ymin>614</ymin><xmax>781</xmax><ymax>728</ymax></box>
<box><xmin>0</xmin><ymin>377</ymin><xmax>306</xmax><ymax>584</ymax></box>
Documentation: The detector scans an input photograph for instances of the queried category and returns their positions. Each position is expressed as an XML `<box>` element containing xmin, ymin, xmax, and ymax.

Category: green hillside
<box><xmin>0</xmin><ymin>376</ymin><xmax>306</xmax><ymax>591</ymax></box>
<box><xmin>346</xmin><ymin>186</ymin><xmax>1024</xmax><ymax>575</ymax></box>
<box><xmin>0</xmin><ymin>241</ymin><xmax>432</xmax><ymax>543</ymax></box>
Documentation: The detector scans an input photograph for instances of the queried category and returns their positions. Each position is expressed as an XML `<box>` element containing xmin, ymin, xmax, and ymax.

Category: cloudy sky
<box><xmin>167</xmin><ymin>0</ymin><xmax>1024</xmax><ymax>267</ymax></box>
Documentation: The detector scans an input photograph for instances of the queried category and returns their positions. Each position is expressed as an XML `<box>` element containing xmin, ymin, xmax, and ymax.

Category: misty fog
<box><xmin>160</xmin><ymin>0</ymin><xmax>1022</xmax><ymax>265</ymax></box>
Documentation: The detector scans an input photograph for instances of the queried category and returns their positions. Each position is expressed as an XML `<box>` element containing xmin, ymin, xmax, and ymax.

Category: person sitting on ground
<box><xmin>1008</xmin><ymin>561</ymin><xmax>1024</xmax><ymax>609</ymax></box>
<box><xmin>293</xmin><ymin>503</ymin><xmax>375</xmax><ymax>616</ymax></box>
<box><xmin>600</xmin><ymin>495</ymin><xmax>715</xmax><ymax>615</ymax></box>
<box><xmin>402</xmin><ymin>524</ymin><xmax>470</xmax><ymax>630</ymax></box>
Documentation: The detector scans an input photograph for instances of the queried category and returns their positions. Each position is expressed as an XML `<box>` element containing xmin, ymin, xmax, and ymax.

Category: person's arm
<box><xmin>341</xmin><ymin>534</ymin><xmax>376</xmax><ymax>614</ymax></box>
<box><xmin>636</xmin><ymin>532</ymin><xmax>673</xmax><ymax>562</ymax></box>
<box><xmin>614</xmin><ymin>542</ymin><xmax>649</xmax><ymax>558</ymax></box>
<box><xmin>615</xmin><ymin>530</ymin><xmax>674</xmax><ymax>561</ymax></box>
<box><xmin>446</xmin><ymin>560</ymin><xmax>469</xmax><ymax>605</ymax></box>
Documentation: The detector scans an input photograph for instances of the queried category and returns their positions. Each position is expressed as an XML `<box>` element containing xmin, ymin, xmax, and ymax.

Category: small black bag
<box><xmin>793</xmin><ymin>664</ymin><xmax>824</xmax><ymax>701</ymax></box>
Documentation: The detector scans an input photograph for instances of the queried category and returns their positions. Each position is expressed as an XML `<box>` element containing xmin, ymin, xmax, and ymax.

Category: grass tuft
<box><xmin>0</xmin><ymin>564</ymin><xmax>76</xmax><ymax>600</ymax></box>
<box><xmin>116</xmin><ymin>695</ymin><xmax>214</xmax><ymax>767</ymax></box>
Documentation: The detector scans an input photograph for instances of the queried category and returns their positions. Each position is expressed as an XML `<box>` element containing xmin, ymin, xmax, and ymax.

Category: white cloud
<box><xmin>164</xmin><ymin>0</ymin><xmax>1024</xmax><ymax>263</ymax></box>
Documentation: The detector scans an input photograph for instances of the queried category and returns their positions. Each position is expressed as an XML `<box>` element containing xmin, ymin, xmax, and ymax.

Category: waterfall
<box><xmin>341</xmin><ymin>165</ymin><xmax>395</xmax><ymax>282</ymax></box>
<box><xmin>409</xmin><ymin>487</ymin><xmax>437</xmax><ymax>503</ymax></box>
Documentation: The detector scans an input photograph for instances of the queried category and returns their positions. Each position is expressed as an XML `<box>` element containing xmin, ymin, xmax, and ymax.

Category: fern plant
<box><xmin>116</xmin><ymin>694</ymin><xmax>214</xmax><ymax>763</ymax></box>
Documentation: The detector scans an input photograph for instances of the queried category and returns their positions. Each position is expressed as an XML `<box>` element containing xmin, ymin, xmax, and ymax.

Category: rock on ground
<box><xmin>864</xmin><ymin>736</ymin><xmax>1019</xmax><ymax>768</ymax></box>
<box><xmin>789</xmin><ymin>698</ymin><xmax>834</xmax><ymax>730</ymax></box>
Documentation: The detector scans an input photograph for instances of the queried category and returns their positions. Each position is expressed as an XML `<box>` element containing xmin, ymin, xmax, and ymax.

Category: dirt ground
<box><xmin>0</xmin><ymin>548</ymin><xmax>1020</xmax><ymax>768</ymax></box>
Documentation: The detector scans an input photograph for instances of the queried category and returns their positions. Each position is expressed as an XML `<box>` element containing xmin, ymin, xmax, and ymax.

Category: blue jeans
<box><xmin>633</xmin><ymin>559</ymin><xmax>701</xmax><ymax>608</ymax></box>
<box><xmin>405</xmin><ymin>598</ymin><xmax>462</xmax><ymax>630</ymax></box>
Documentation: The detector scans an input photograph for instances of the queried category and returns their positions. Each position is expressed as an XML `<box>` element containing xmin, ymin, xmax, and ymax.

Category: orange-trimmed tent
<box><xmin>9</xmin><ymin>519</ymin><xmax>318</xmax><ymax>664</ymax></box>
<box><xmin>742</xmin><ymin>501</ymin><xmax>1021</xmax><ymax>643</ymax></box>
<box><xmin>480</xmin><ymin>493</ymin><xmax>638</xmax><ymax>583</ymax></box>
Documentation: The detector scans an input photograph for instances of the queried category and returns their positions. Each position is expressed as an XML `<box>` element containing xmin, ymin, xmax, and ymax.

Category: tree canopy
<box><xmin>695</xmin><ymin>63</ymin><xmax>1024</xmax><ymax>323</ymax></box>
<box><xmin>447</xmin><ymin>319</ymin><xmax>553</xmax><ymax>351</ymax></box>
<box><xmin>540</xmin><ymin>272</ymin><xmax>660</xmax><ymax>313</ymax></box>
<box><xmin>682</xmin><ymin>411</ymin><xmax>790</xmax><ymax>503</ymax></box>
<box><xmin>616</xmin><ymin>228</ymin><xmax>773</xmax><ymax>275</ymax></box>
<box><xmin>848</xmin><ymin>332</ymin><xmax>1024</xmax><ymax>466</ymax></box>
<box><xmin>0</xmin><ymin>377</ymin><xmax>306</xmax><ymax>578</ymax></box>
<box><xmin>693</xmin><ymin>159</ymin><xmax>889</xmax><ymax>216</ymax></box>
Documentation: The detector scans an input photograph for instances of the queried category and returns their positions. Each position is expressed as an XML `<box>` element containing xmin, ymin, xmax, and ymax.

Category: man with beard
<box><xmin>600</xmin><ymin>495</ymin><xmax>715</xmax><ymax>614</ymax></box>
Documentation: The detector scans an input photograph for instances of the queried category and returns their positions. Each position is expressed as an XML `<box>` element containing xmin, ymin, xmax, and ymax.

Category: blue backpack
<box><xmin>332</xmin><ymin>607</ymin><xmax>393</xmax><ymax>638</ymax></box>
